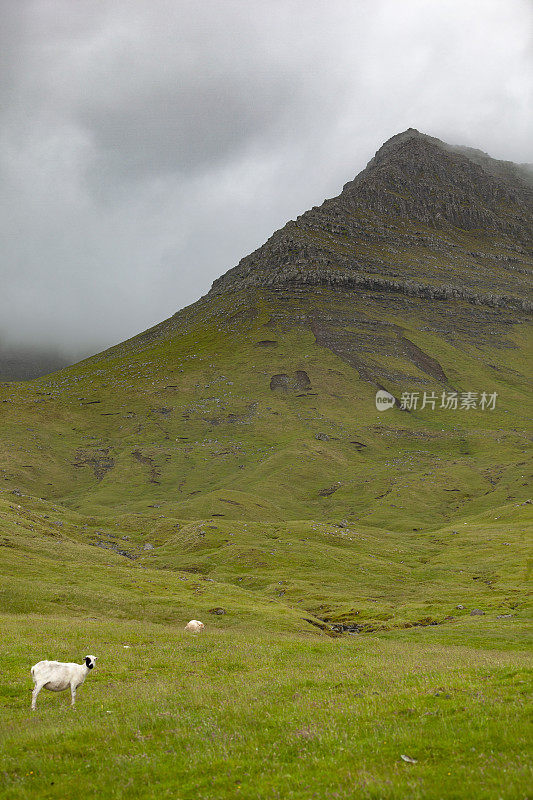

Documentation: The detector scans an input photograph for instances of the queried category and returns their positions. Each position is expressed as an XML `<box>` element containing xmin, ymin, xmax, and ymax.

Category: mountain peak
<box><xmin>359</xmin><ymin>128</ymin><xmax>533</xmax><ymax>191</ymax></box>
<box><xmin>209</xmin><ymin>130</ymin><xmax>532</xmax><ymax>306</ymax></box>
<box><xmin>341</xmin><ymin>128</ymin><xmax>448</xmax><ymax>191</ymax></box>
<box><xmin>363</xmin><ymin>127</ymin><xmax>429</xmax><ymax>166</ymax></box>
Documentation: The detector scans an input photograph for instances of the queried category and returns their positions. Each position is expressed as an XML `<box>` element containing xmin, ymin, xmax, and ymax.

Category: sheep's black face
<box><xmin>85</xmin><ymin>656</ymin><xmax>96</xmax><ymax>669</ymax></box>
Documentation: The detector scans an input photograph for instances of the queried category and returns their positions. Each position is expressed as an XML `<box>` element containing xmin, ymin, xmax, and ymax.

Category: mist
<box><xmin>1</xmin><ymin>0</ymin><xmax>531</xmax><ymax>356</ymax></box>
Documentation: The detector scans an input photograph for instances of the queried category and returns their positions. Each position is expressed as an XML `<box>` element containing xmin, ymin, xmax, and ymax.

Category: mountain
<box><xmin>0</xmin><ymin>343</ymin><xmax>73</xmax><ymax>381</ymax></box>
<box><xmin>211</xmin><ymin>128</ymin><xmax>532</xmax><ymax>303</ymax></box>
<box><xmin>0</xmin><ymin>129</ymin><xmax>531</xmax><ymax>633</ymax></box>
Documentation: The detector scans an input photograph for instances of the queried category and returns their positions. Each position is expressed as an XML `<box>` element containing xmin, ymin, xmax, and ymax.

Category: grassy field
<box><xmin>0</xmin><ymin>286</ymin><xmax>531</xmax><ymax>797</ymax></box>
<box><xmin>1</xmin><ymin>615</ymin><xmax>531</xmax><ymax>800</ymax></box>
<box><xmin>0</xmin><ymin>477</ymin><xmax>530</xmax><ymax>798</ymax></box>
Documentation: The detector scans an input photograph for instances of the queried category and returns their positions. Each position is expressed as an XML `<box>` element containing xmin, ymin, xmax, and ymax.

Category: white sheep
<box><xmin>30</xmin><ymin>655</ymin><xmax>97</xmax><ymax>709</ymax></box>
<box><xmin>184</xmin><ymin>620</ymin><xmax>205</xmax><ymax>633</ymax></box>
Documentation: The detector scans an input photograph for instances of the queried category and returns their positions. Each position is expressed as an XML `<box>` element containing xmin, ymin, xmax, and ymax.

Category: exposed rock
<box><xmin>295</xmin><ymin>370</ymin><xmax>311</xmax><ymax>390</ymax></box>
<box><xmin>94</xmin><ymin>541</ymin><xmax>136</xmax><ymax>559</ymax></box>
<box><xmin>331</xmin><ymin>623</ymin><xmax>363</xmax><ymax>634</ymax></box>
<box><xmin>270</xmin><ymin>374</ymin><xmax>290</xmax><ymax>391</ymax></box>
<box><xmin>203</xmin><ymin>402</ymin><xmax>257</xmax><ymax>426</ymax></box>
<box><xmin>209</xmin><ymin>129</ymin><xmax>532</xmax><ymax>315</ymax></box>
<box><xmin>132</xmin><ymin>450</ymin><xmax>162</xmax><ymax>484</ymax></box>
<box><xmin>72</xmin><ymin>448</ymin><xmax>115</xmax><ymax>481</ymax></box>
<box><xmin>318</xmin><ymin>483</ymin><xmax>341</xmax><ymax>497</ymax></box>
<box><xmin>270</xmin><ymin>372</ymin><xmax>313</xmax><ymax>393</ymax></box>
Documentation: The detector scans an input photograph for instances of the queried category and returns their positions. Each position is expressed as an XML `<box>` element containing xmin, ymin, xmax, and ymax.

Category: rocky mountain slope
<box><xmin>0</xmin><ymin>129</ymin><xmax>531</xmax><ymax>631</ymax></box>
<box><xmin>211</xmin><ymin>129</ymin><xmax>532</xmax><ymax>307</ymax></box>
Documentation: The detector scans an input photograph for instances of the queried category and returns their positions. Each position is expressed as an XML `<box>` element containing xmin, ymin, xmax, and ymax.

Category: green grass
<box><xmin>1</xmin><ymin>616</ymin><xmax>532</xmax><ymax>800</ymax></box>
<box><xmin>0</xmin><ymin>286</ymin><xmax>531</xmax><ymax>797</ymax></box>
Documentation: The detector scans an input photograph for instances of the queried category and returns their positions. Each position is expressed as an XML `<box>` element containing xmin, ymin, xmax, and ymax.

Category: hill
<box><xmin>1</xmin><ymin>127</ymin><xmax>530</xmax><ymax>624</ymax></box>
<box><xmin>0</xmin><ymin>129</ymin><xmax>531</xmax><ymax>799</ymax></box>
<box><xmin>0</xmin><ymin>343</ymin><xmax>73</xmax><ymax>382</ymax></box>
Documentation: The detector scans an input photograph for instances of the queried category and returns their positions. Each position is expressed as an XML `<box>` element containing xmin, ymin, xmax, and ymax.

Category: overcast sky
<box><xmin>1</xmin><ymin>0</ymin><xmax>531</xmax><ymax>356</ymax></box>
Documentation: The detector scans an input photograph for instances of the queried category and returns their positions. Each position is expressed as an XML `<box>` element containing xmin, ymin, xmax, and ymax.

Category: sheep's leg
<box><xmin>70</xmin><ymin>684</ymin><xmax>77</xmax><ymax>707</ymax></box>
<box><xmin>31</xmin><ymin>683</ymin><xmax>43</xmax><ymax>710</ymax></box>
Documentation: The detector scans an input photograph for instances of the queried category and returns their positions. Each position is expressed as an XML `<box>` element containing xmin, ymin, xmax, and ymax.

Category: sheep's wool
<box><xmin>31</xmin><ymin>656</ymin><xmax>97</xmax><ymax>709</ymax></box>
<box><xmin>184</xmin><ymin>620</ymin><xmax>205</xmax><ymax>632</ymax></box>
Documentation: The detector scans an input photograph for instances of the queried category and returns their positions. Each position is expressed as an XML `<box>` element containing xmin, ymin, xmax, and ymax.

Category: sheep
<box><xmin>30</xmin><ymin>655</ymin><xmax>97</xmax><ymax>709</ymax></box>
<box><xmin>184</xmin><ymin>620</ymin><xmax>205</xmax><ymax>633</ymax></box>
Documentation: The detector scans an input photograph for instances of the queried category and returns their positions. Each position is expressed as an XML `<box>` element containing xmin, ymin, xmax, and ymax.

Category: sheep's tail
<box><xmin>30</xmin><ymin>666</ymin><xmax>35</xmax><ymax>678</ymax></box>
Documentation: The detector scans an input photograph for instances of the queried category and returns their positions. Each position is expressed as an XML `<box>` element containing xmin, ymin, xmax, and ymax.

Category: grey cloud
<box><xmin>1</xmin><ymin>0</ymin><xmax>531</xmax><ymax>354</ymax></box>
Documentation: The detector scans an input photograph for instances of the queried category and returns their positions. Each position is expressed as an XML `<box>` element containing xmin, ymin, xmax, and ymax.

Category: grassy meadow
<box><xmin>2</xmin><ymin>614</ymin><xmax>532</xmax><ymax>800</ymax></box>
<box><xmin>0</xmin><ymin>287</ymin><xmax>531</xmax><ymax>797</ymax></box>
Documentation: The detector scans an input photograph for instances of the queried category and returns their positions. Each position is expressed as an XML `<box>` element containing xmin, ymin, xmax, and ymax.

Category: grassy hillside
<box><xmin>1</xmin><ymin>132</ymin><xmax>531</xmax><ymax>797</ymax></box>
<box><xmin>0</xmin><ymin>286</ymin><xmax>530</xmax><ymax>627</ymax></box>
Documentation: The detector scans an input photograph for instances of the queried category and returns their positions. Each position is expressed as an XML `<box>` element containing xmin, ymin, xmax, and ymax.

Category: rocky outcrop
<box><xmin>209</xmin><ymin>129</ymin><xmax>532</xmax><ymax>311</ymax></box>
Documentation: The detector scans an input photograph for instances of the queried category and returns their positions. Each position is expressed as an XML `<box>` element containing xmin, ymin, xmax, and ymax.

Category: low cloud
<box><xmin>1</xmin><ymin>0</ymin><xmax>531</xmax><ymax>353</ymax></box>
